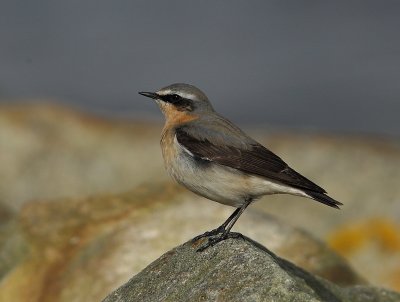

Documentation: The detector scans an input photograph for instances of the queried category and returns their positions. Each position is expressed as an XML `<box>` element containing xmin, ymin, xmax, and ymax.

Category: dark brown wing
<box><xmin>176</xmin><ymin>127</ymin><xmax>326</xmax><ymax>194</ymax></box>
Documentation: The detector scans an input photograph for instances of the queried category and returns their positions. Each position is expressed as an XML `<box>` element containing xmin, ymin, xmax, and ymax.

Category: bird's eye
<box><xmin>172</xmin><ymin>94</ymin><xmax>180</xmax><ymax>101</ymax></box>
<box><xmin>166</xmin><ymin>94</ymin><xmax>182</xmax><ymax>104</ymax></box>
<box><xmin>161</xmin><ymin>93</ymin><xmax>193</xmax><ymax>111</ymax></box>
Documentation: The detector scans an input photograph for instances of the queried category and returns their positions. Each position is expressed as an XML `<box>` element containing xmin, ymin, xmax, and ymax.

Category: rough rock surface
<box><xmin>103</xmin><ymin>236</ymin><xmax>400</xmax><ymax>302</ymax></box>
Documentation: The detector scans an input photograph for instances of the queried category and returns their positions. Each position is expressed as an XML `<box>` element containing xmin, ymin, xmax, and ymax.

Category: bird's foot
<box><xmin>196</xmin><ymin>232</ymin><xmax>243</xmax><ymax>252</ymax></box>
<box><xmin>191</xmin><ymin>225</ymin><xmax>226</xmax><ymax>242</ymax></box>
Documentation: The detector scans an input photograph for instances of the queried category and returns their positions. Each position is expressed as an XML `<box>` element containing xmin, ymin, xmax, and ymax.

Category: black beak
<box><xmin>138</xmin><ymin>91</ymin><xmax>159</xmax><ymax>99</ymax></box>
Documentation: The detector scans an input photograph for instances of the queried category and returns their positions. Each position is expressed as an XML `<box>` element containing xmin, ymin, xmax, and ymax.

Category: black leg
<box><xmin>195</xmin><ymin>198</ymin><xmax>252</xmax><ymax>252</ymax></box>
<box><xmin>220</xmin><ymin>199</ymin><xmax>251</xmax><ymax>236</ymax></box>
<box><xmin>192</xmin><ymin>207</ymin><xmax>241</xmax><ymax>241</ymax></box>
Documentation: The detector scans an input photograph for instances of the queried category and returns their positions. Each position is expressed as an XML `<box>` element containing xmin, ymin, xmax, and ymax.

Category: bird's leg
<box><xmin>192</xmin><ymin>207</ymin><xmax>241</xmax><ymax>241</ymax></box>
<box><xmin>196</xmin><ymin>198</ymin><xmax>252</xmax><ymax>252</ymax></box>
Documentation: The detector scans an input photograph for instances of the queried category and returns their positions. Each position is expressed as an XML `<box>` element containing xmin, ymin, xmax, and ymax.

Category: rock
<box><xmin>103</xmin><ymin>236</ymin><xmax>400</xmax><ymax>302</ymax></box>
<box><xmin>233</xmin><ymin>210</ymin><xmax>364</xmax><ymax>286</ymax></box>
<box><xmin>0</xmin><ymin>183</ymin><xmax>363</xmax><ymax>302</ymax></box>
<box><xmin>0</xmin><ymin>103</ymin><xmax>166</xmax><ymax>211</ymax></box>
<box><xmin>1</xmin><ymin>103</ymin><xmax>400</xmax><ymax>290</ymax></box>
<box><xmin>0</xmin><ymin>183</ymin><xmax>182</xmax><ymax>302</ymax></box>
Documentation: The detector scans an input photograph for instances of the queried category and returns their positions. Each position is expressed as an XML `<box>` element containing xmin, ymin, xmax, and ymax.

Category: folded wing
<box><xmin>176</xmin><ymin>126</ymin><xmax>326</xmax><ymax>194</ymax></box>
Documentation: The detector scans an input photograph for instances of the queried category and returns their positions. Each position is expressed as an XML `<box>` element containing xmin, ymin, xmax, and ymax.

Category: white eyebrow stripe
<box><xmin>157</xmin><ymin>90</ymin><xmax>195</xmax><ymax>100</ymax></box>
<box><xmin>177</xmin><ymin>92</ymin><xmax>195</xmax><ymax>99</ymax></box>
<box><xmin>157</xmin><ymin>89</ymin><xmax>172</xmax><ymax>95</ymax></box>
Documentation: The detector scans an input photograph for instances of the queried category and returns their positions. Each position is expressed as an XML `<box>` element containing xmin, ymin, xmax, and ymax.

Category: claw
<box><xmin>196</xmin><ymin>236</ymin><xmax>224</xmax><ymax>252</ymax></box>
<box><xmin>196</xmin><ymin>232</ymin><xmax>244</xmax><ymax>252</ymax></box>
<box><xmin>191</xmin><ymin>226</ymin><xmax>225</xmax><ymax>242</ymax></box>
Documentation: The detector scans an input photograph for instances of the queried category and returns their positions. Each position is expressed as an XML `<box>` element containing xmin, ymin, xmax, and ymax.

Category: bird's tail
<box><xmin>303</xmin><ymin>190</ymin><xmax>343</xmax><ymax>209</ymax></box>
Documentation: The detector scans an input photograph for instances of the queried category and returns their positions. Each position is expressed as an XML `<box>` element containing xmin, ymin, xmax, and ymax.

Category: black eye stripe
<box><xmin>161</xmin><ymin>94</ymin><xmax>194</xmax><ymax>111</ymax></box>
<box><xmin>163</xmin><ymin>94</ymin><xmax>182</xmax><ymax>104</ymax></box>
<box><xmin>162</xmin><ymin>94</ymin><xmax>186</xmax><ymax>105</ymax></box>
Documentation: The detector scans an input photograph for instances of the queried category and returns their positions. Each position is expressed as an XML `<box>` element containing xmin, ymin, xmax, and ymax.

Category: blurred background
<box><xmin>1</xmin><ymin>1</ymin><xmax>400</xmax><ymax>301</ymax></box>
<box><xmin>1</xmin><ymin>1</ymin><xmax>400</xmax><ymax>136</ymax></box>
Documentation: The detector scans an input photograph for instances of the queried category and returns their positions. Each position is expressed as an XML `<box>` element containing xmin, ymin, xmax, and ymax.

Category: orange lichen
<box><xmin>327</xmin><ymin>222</ymin><xmax>369</xmax><ymax>255</ymax></box>
<box><xmin>328</xmin><ymin>217</ymin><xmax>400</xmax><ymax>256</ymax></box>
<box><xmin>370</xmin><ymin>218</ymin><xmax>400</xmax><ymax>252</ymax></box>
<box><xmin>328</xmin><ymin>217</ymin><xmax>400</xmax><ymax>292</ymax></box>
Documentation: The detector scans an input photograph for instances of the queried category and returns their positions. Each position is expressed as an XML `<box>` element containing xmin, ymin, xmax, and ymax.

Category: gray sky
<box><xmin>1</xmin><ymin>1</ymin><xmax>399</xmax><ymax>137</ymax></box>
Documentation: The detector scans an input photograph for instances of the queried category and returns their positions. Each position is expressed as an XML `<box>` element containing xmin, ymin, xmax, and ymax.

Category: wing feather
<box><xmin>176</xmin><ymin>126</ymin><xmax>326</xmax><ymax>193</ymax></box>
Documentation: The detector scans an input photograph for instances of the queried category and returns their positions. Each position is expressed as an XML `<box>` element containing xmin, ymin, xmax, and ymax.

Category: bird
<box><xmin>139</xmin><ymin>83</ymin><xmax>342</xmax><ymax>251</ymax></box>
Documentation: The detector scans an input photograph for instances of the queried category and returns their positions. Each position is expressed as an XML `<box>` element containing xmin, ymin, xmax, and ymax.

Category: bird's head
<box><xmin>139</xmin><ymin>83</ymin><xmax>214</xmax><ymax>125</ymax></box>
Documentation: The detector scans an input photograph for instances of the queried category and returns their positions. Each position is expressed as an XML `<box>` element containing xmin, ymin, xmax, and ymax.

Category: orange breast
<box><xmin>163</xmin><ymin>105</ymin><xmax>199</xmax><ymax>127</ymax></box>
<box><xmin>160</xmin><ymin>105</ymin><xmax>199</xmax><ymax>172</ymax></box>
<box><xmin>160</xmin><ymin>127</ymin><xmax>177</xmax><ymax>169</ymax></box>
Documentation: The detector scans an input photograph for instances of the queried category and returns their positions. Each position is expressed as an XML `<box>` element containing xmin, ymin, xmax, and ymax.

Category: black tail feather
<box><xmin>303</xmin><ymin>190</ymin><xmax>343</xmax><ymax>209</ymax></box>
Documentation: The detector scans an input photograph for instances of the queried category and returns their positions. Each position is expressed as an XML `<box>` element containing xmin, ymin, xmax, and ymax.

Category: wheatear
<box><xmin>139</xmin><ymin>83</ymin><xmax>342</xmax><ymax>251</ymax></box>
